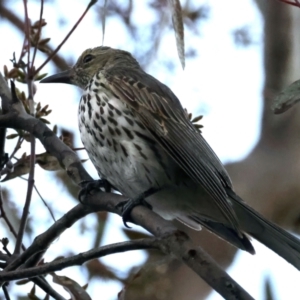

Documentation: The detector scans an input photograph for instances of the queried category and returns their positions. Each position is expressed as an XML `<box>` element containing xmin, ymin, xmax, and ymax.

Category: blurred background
<box><xmin>1</xmin><ymin>0</ymin><xmax>300</xmax><ymax>299</ymax></box>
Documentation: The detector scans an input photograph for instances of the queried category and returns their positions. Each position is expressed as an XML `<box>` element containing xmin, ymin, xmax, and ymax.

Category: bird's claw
<box><xmin>78</xmin><ymin>179</ymin><xmax>112</xmax><ymax>202</ymax></box>
<box><xmin>117</xmin><ymin>197</ymin><xmax>152</xmax><ymax>228</ymax></box>
<box><xmin>116</xmin><ymin>187</ymin><xmax>159</xmax><ymax>227</ymax></box>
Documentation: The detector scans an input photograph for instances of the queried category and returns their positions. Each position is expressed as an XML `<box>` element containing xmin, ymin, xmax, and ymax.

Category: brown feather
<box><xmin>104</xmin><ymin>67</ymin><xmax>241</xmax><ymax>234</ymax></box>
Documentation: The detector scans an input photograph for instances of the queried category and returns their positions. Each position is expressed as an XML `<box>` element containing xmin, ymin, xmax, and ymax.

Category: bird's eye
<box><xmin>83</xmin><ymin>54</ymin><xmax>94</xmax><ymax>64</ymax></box>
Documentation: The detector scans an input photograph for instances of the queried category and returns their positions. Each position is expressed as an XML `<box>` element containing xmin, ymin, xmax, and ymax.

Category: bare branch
<box><xmin>2</xmin><ymin>284</ymin><xmax>10</xmax><ymax>300</ymax></box>
<box><xmin>0</xmin><ymin>73</ymin><xmax>91</xmax><ymax>184</ymax></box>
<box><xmin>1</xmin><ymin>193</ymin><xmax>253</xmax><ymax>300</ymax></box>
<box><xmin>0</xmin><ymin>4</ymin><xmax>69</xmax><ymax>71</ymax></box>
<box><xmin>31</xmin><ymin>277</ymin><xmax>67</xmax><ymax>300</ymax></box>
<box><xmin>31</xmin><ymin>0</ymin><xmax>45</xmax><ymax>70</ymax></box>
<box><xmin>11</xmin><ymin>85</ymin><xmax>35</xmax><ymax>255</ymax></box>
<box><xmin>0</xmin><ymin>238</ymin><xmax>159</xmax><ymax>281</ymax></box>
<box><xmin>0</xmin><ymin>73</ymin><xmax>254</xmax><ymax>300</ymax></box>
<box><xmin>34</xmin><ymin>0</ymin><xmax>98</xmax><ymax>76</ymax></box>
<box><xmin>0</xmin><ymin>186</ymin><xmax>26</xmax><ymax>251</ymax></box>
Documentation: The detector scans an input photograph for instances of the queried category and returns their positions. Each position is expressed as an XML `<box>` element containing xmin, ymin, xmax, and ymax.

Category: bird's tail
<box><xmin>229</xmin><ymin>191</ymin><xmax>300</xmax><ymax>270</ymax></box>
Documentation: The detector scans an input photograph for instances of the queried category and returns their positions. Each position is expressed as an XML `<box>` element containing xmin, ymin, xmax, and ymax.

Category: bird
<box><xmin>41</xmin><ymin>46</ymin><xmax>300</xmax><ymax>270</ymax></box>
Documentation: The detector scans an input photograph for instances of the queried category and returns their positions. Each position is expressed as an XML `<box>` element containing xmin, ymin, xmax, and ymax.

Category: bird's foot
<box><xmin>116</xmin><ymin>187</ymin><xmax>158</xmax><ymax>228</ymax></box>
<box><xmin>78</xmin><ymin>179</ymin><xmax>112</xmax><ymax>202</ymax></box>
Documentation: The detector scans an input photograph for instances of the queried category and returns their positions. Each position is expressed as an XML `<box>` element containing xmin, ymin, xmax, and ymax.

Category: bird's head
<box><xmin>40</xmin><ymin>46</ymin><xmax>140</xmax><ymax>89</ymax></box>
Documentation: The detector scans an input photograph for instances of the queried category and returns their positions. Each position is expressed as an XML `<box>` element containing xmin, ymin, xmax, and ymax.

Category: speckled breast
<box><xmin>77</xmin><ymin>72</ymin><xmax>174</xmax><ymax>197</ymax></box>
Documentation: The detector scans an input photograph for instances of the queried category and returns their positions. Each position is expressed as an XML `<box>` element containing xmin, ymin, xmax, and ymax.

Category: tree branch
<box><xmin>31</xmin><ymin>277</ymin><xmax>67</xmax><ymax>300</ymax></box>
<box><xmin>0</xmin><ymin>238</ymin><xmax>159</xmax><ymax>281</ymax></box>
<box><xmin>0</xmin><ymin>73</ymin><xmax>91</xmax><ymax>184</ymax></box>
<box><xmin>0</xmin><ymin>3</ymin><xmax>70</xmax><ymax>71</ymax></box>
<box><xmin>34</xmin><ymin>0</ymin><xmax>98</xmax><ymax>76</ymax></box>
<box><xmin>0</xmin><ymin>74</ymin><xmax>254</xmax><ymax>300</ymax></box>
<box><xmin>1</xmin><ymin>194</ymin><xmax>254</xmax><ymax>300</ymax></box>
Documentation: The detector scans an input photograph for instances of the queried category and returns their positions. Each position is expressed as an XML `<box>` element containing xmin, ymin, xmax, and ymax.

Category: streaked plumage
<box><xmin>41</xmin><ymin>46</ymin><xmax>300</xmax><ymax>270</ymax></box>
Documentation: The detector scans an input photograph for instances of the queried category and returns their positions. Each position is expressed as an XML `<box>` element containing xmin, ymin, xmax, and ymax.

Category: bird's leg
<box><xmin>78</xmin><ymin>179</ymin><xmax>115</xmax><ymax>201</ymax></box>
<box><xmin>117</xmin><ymin>187</ymin><xmax>159</xmax><ymax>228</ymax></box>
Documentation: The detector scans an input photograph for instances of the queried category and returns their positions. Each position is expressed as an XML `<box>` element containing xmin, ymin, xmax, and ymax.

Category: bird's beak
<box><xmin>40</xmin><ymin>69</ymin><xmax>74</xmax><ymax>85</ymax></box>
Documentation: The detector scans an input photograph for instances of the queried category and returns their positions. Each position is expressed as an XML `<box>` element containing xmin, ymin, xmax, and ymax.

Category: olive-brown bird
<box><xmin>41</xmin><ymin>46</ymin><xmax>300</xmax><ymax>270</ymax></box>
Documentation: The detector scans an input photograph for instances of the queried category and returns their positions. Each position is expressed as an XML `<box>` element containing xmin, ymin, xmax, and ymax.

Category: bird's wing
<box><xmin>103</xmin><ymin>67</ymin><xmax>240</xmax><ymax>232</ymax></box>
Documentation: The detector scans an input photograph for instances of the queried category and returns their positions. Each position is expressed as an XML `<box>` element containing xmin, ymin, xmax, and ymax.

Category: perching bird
<box><xmin>41</xmin><ymin>46</ymin><xmax>300</xmax><ymax>270</ymax></box>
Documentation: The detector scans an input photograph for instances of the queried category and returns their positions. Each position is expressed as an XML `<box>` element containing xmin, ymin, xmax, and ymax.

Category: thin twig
<box><xmin>0</xmin><ymin>180</ymin><xmax>59</xmax><ymax>298</ymax></box>
<box><xmin>0</xmin><ymin>186</ymin><xmax>26</xmax><ymax>251</ymax></box>
<box><xmin>17</xmin><ymin>34</ymin><xmax>27</xmax><ymax>67</ymax></box>
<box><xmin>1</xmin><ymin>240</ymin><xmax>11</xmax><ymax>257</ymax></box>
<box><xmin>0</xmin><ymin>72</ymin><xmax>8</xmax><ymax>168</ymax></box>
<box><xmin>13</xmin><ymin>102</ymin><xmax>35</xmax><ymax>255</ymax></box>
<box><xmin>0</xmin><ymin>4</ymin><xmax>69</xmax><ymax>70</ymax></box>
<box><xmin>2</xmin><ymin>284</ymin><xmax>10</xmax><ymax>300</ymax></box>
<box><xmin>8</xmin><ymin>136</ymin><xmax>24</xmax><ymax>160</ymax></box>
<box><xmin>34</xmin><ymin>0</ymin><xmax>98</xmax><ymax>76</ymax></box>
<box><xmin>23</xmin><ymin>0</ymin><xmax>30</xmax><ymax>79</ymax></box>
<box><xmin>32</xmin><ymin>277</ymin><xmax>66</xmax><ymax>300</ymax></box>
<box><xmin>0</xmin><ymin>128</ymin><xmax>7</xmax><ymax>172</ymax></box>
<box><xmin>33</xmin><ymin>183</ymin><xmax>55</xmax><ymax>222</ymax></box>
<box><xmin>13</xmin><ymin>1</ymin><xmax>37</xmax><ymax>256</ymax></box>
<box><xmin>19</xmin><ymin>176</ymin><xmax>56</xmax><ymax>222</ymax></box>
<box><xmin>31</xmin><ymin>0</ymin><xmax>44</xmax><ymax>70</ymax></box>
<box><xmin>0</xmin><ymin>238</ymin><xmax>158</xmax><ymax>281</ymax></box>
<box><xmin>3</xmin><ymin>204</ymin><xmax>94</xmax><ymax>272</ymax></box>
